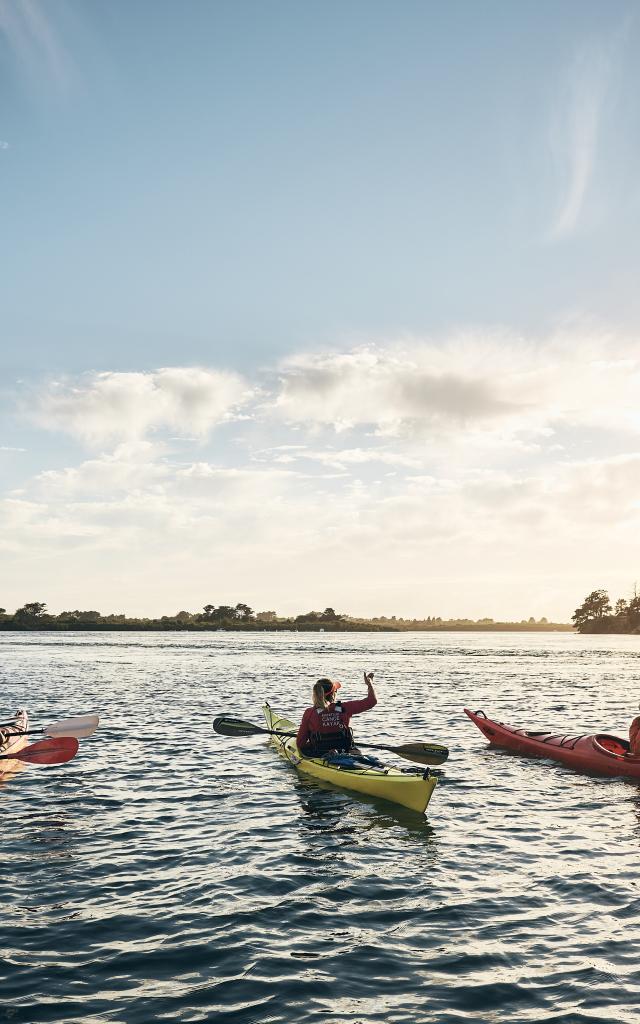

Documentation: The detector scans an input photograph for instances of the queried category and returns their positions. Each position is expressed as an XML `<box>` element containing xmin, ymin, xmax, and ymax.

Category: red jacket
<box><xmin>630</xmin><ymin>716</ymin><xmax>640</xmax><ymax>755</ymax></box>
<box><xmin>296</xmin><ymin>691</ymin><xmax>377</xmax><ymax>752</ymax></box>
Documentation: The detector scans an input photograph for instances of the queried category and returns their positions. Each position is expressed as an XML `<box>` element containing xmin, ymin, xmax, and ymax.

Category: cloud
<box><xmin>23</xmin><ymin>331</ymin><xmax>640</xmax><ymax>459</ymax></box>
<box><xmin>0</xmin><ymin>141</ymin><xmax>9</xmax><ymax>150</ymax></box>
<box><xmin>24</xmin><ymin>329</ymin><xmax>638</xmax><ymax>475</ymax></box>
<box><xmin>254</xmin><ymin>444</ymin><xmax>422</xmax><ymax>472</ymax></box>
<box><xmin>548</xmin><ymin>36</ymin><xmax>617</xmax><ymax>240</ymax></box>
<box><xmin>2</xmin><ymin>446</ymin><xmax>639</xmax><ymax>619</ymax></box>
<box><xmin>30</xmin><ymin>442</ymin><xmax>168</xmax><ymax>498</ymax></box>
<box><xmin>270</xmin><ymin>332</ymin><xmax>640</xmax><ymax>447</ymax></box>
<box><xmin>31</xmin><ymin>367</ymin><xmax>252</xmax><ymax>443</ymax></box>
<box><xmin>273</xmin><ymin>343</ymin><xmax>524</xmax><ymax>435</ymax></box>
<box><xmin>4</xmin><ymin>333</ymin><xmax>640</xmax><ymax>619</ymax></box>
<box><xmin>0</xmin><ymin>0</ymin><xmax>76</xmax><ymax>95</ymax></box>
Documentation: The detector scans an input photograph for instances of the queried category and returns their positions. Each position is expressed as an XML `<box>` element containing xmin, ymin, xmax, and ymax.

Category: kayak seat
<box><xmin>595</xmin><ymin>734</ymin><xmax>630</xmax><ymax>756</ymax></box>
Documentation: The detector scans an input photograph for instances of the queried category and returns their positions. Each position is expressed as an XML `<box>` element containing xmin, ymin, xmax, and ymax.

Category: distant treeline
<box><xmin>572</xmin><ymin>590</ymin><xmax>640</xmax><ymax>634</ymax></box>
<box><xmin>0</xmin><ymin>602</ymin><xmax>571</xmax><ymax>632</ymax></box>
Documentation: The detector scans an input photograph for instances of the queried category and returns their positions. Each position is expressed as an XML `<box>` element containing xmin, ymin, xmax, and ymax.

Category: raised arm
<box><xmin>341</xmin><ymin>671</ymin><xmax>378</xmax><ymax>715</ymax></box>
<box><xmin>364</xmin><ymin>671</ymin><xmax>377</xmax><ymax>703</ymax></box>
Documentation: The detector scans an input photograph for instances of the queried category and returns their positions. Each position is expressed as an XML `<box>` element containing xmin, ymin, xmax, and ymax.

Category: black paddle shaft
<box><xmin>212</xmin><ymin>716</ymin><xmax>449</xmax><ymax>765</ymax></box>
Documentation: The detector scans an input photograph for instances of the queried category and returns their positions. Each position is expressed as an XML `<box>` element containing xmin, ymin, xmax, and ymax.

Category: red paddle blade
<box><xmin>12</xmin><ymin>736</ymin><xmax>79</xmax><ymax>765</ymax></box>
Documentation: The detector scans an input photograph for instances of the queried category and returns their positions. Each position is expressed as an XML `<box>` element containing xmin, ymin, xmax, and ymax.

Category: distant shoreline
<box><xmin>0</xmin><ymin>622</ymin><xmax>573</xmax><ymax>633</ymax></box>
<box><xmin>1</xmin><ymin>602</ymin><xmax>573</xmax><ymax>633</ymax></box>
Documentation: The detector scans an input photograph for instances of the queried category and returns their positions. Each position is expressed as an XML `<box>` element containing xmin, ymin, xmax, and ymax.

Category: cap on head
<box><xmin>318</xmin><ymin>678</ymin><xmax>341</xmax><ymax>697</ymax></box>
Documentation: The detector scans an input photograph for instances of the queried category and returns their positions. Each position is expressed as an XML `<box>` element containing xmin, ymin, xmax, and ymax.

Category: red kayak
<box><xmin>464</xmin><ymin>707</ymin><xmax>640</xmax><ymax>779</ymax></box>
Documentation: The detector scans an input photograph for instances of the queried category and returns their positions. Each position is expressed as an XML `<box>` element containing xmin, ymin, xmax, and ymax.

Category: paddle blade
<box><xmin>394</xmin><ymin>742</ymin><xmax>449</xmax><ymax>766</ymax></box>
<box><xmin>213</xmin><ymin>716</ymin><xmax>266</xmax><ymax>737</ymax></box>
<box><xmin>9</xmin><ymin>737</ymin><xmax>79</xmax><ymax>765</ymax></box>
<box><xmin>44</xmin><ymin>714</ymin><xmax>100</xmax><ymax>739</ymax></box>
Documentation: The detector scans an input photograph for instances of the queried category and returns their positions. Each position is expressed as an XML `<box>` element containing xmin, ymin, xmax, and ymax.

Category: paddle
<box><xmin>212</xmin><ymin>716</ymin><xmax>449</xmax><ymax>766</ymax></box>
<box><xmin>0</xmin><ymin>736</ymin><xmax>79</xmax><ymax>765</ymax></box>
<box><xmin>18</xmin><ymin>713</ymin><xmax>99</xmax><ymax>740</ymax></box>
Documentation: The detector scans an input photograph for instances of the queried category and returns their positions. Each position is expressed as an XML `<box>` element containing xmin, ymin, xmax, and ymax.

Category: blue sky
<box><xmin>1</xmin><ymin>0</ymin><xmax>640</xmax><ymax>620</ymax></box>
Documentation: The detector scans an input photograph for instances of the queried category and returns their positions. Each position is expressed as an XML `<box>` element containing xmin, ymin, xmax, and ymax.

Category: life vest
<box><xmin>306</xmin><ymin>701</ymin><xmax>354</xmax><ymax>755</ymax></box>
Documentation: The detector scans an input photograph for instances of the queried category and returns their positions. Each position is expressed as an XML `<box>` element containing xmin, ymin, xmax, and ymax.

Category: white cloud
<box><xmin>31</xmin><ymin>367</ymin><xmax>252</xmax><ymax>443</ymax></box>
<box><xmin>253</xmin><ymin>445</ymin><xmax>422</xmax><ymax>471</ymax></box>
<box><xmin>548</xmin><ymin>36</ymin><xmax>617</xmax><ymax>240</ymax></box>
<box><xmin>273</xmin><ymin>342</ymin><xmax>523</xmax><ymax>435</ymax></box>
<box><xmin>30</xmin><ymin>442</ymin><xmax>169</xmax><ymax>498</ymax></box>
<box><xmin>3</xmin><ymin>334</ymin><xmax>640</xmax><ymax>620</ymax></box>
<box><xmin>0</xmin><ymin>0</ymin><xmax>76</xmax><ymax>95</ymax></box>
<box><xmin>24</xmin><ymin>332</ymin><xmax>640</xmax><ymax>459</ymax></box>
<box><xmin>270</xmin><ymin>332</ymin><xmax>640</xmax><ymax>447</ymax></box>
<box><xmin>2</xmin><ymin>448</ymin><xmax>639</xmax><ymax>619</ymax></box>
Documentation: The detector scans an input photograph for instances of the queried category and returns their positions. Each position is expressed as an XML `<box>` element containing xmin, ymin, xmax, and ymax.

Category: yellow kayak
<box><xmin>263</xmin><ymin>704</ymin><xmax>437</xmax><ymax>814</ymax></box>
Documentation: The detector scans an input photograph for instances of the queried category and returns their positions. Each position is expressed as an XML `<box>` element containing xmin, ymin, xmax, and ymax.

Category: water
<box><xmin>2</xmin><ymin>630</ymin><xmax>640</xmax><ymax>1024</ymax></box>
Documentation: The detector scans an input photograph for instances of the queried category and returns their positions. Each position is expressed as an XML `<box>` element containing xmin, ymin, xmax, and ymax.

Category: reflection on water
<box><xmin>2</xmin><ymin>630</ymin><xmax>640</xmax><ymax>1023</ymax></box>
<box><xmin>626</xmin><ymin>791</ymin><xmax>640</xmax><ymax>844</ymax></box>
<box><xmin>17</xmin><ymin>812</ymin><xmax>76</xmax><ymax>854</ymax></box>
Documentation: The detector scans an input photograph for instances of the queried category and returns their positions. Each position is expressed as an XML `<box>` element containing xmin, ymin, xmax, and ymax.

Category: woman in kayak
<box><xmin>296</xmin><ymin>671</ymin><xmax>377</xmax><ymax>757</ymax></box>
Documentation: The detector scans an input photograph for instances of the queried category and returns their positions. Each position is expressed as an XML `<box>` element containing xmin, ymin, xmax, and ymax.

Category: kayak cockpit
<box><xmin>593</xmin><ymin>734</ymin><xmax>631</xmax><ymax>758</ymax></box>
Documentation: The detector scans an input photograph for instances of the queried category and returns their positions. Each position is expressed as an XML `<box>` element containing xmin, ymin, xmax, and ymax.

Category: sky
<box><xmin>1</xmin><ymin>0</ymin><xmax>640</xmax><ymax>622</ymax></box>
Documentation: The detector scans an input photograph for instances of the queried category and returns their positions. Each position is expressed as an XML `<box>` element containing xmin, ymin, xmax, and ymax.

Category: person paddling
<box><xmin>629</xmin><ymin>705</ymin><xmax>640</xmax><ymax>754</ymax></box>
<box><xmin>296</xmin><ymin>671</ymin><xmax>377</xmax><ymax>757</ymax></box>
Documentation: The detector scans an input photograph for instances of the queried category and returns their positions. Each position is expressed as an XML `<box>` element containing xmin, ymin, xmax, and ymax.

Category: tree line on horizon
<box><xmin>572</xmin><ymin>589</ymin><xmax>640</xmax><ymax>634</ymax></box>
<box><xmin>0</xmin><ymin>602</ymin><xmax>569</xmax><ymax>632</ymax></box>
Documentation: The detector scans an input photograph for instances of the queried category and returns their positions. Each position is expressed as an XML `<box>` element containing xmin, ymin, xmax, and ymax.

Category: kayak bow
<box><xmin>263</xmin><ymin>704</ymin><xmax>437</xmax><ymax>813</ymax></box>
<box><xmin>465</xmin><ymin>707</ymin><xmax>640</xmax><ymax>779</ymax></box>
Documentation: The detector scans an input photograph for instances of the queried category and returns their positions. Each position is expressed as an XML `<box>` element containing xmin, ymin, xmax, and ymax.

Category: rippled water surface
<box><xmin>2</xmin><ymin>630</ymin><xmax>640</xmax><ymax>1023</ymax></box>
